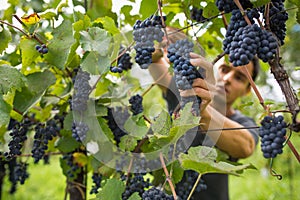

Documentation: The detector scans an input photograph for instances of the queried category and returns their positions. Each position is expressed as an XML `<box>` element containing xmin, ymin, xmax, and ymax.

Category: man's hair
<box><xmin>251</xmin><ymin>56</ymin><xmax>260</xmax><ymax>82</ymax></box>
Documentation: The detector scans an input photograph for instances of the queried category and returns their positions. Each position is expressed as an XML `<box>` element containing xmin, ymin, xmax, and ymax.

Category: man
<box><xmin>148</xmin><ymin>38</ymin><xmax>260</xmax><ymax>199</ymax></box>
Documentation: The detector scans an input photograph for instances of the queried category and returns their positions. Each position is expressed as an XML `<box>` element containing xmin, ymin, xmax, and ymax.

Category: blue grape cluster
<box><xmin>167</xmin><ymin>39</ymin><xmax>203</xmax><ymax>90</ymax></box>
<box><xmin>175</xmin><ymin>170</ymin><xmax>207</xmax><ymax>199</ymax></box>
<box><xmin>142</xmin><ymin>187</ymin><xmax>175</xmax><ymax>200</ymax></box>
<box><xmin>260</xmin><ymin>0</ymin><xmax>288</xmax><ymax>45</ymax></box>
<box><xmin>122</xmin><ymin>173</ymin><xmax>151</xmax><ymax>199</ymax></box>
<box><xmin>105</xmin><ymin>107</ymin><xmax>129</xmax><ymax>145</ymax></box>
<box><xmin>62</xmin><ymin>152</ymin><xmax>80</xmax><ymax>179</ymax></box>
<box><xmin>90</xmin><ymin>172</ymin><xmax>102</xmax><ymax>194</ymax></box>
<box><xmin>35</xmin><ymin>44</ymin><xmax>48</xmax><ymax>54</ymax></box>
<box><xmin>257</xmin><ymin>30</ymin><xmax>278</xmax><ymax>62</ymax></box>
<box><xmin>7</xmin><ymin>158</ymin><xmax>29</xmax><ymax>193</ymax></box>
<box><xmin>190</xmin><ymin>7</ymin><xmax>207</xmax><ymax>22</ymax></box>
<box><xmin>12</xmin><ymin>162</ymin><xmax>29</xmax><ymax>185</ymax></box>
<box><xmin>72</xmin><ymin>121</ymin><xmax>89</xmax><ymax>142</ymax></box>
<box><xmin>71</xmin><ymin>68</ymin><xmax>91</xmax><ymax>112</ymax></box>
<box><xmin>167</xmin><ymin>39</ymin><xmax>203</xmax><ymax>115</ymax></box>
<box><xmin>133</xmin><ymin>15</ymin><xmax>165</xmax><ymax>69</ymax></box>
<box><xmin>129</xmin><ymin>94</ymin><xmax>143</xmax><ymax>115</ymax></box>
<box><xmin>259</xmin><ymin>115</ymin><xmax>287</xmax><ymax>158</ymax></box>
<box><xmin>215</xmin><ymin>0</ymin><xmax>253</xmax><ymax>13</ymax></box>
<box><xmin>4</xmin><ymin>117</ymin><xmax>33</xmax><ymax>160</ymax></box>
<box><xmin>228</xmin><ymin>24</ymin><xmax>261</xmax><ymax>66</ymax></box>
<box><xmin>110</xmin><ymin>47</ymin><xmax>133</xmax><ymax>73</ymax></box>
<box><xmin>32</xmin><ymin>119</ymin><xmax>60</xmax><ymax>163</ymax></box>
<box><xmin>223</xmin><ymin>9</ymin><xmax>280</xmax><ymax>66</ymax></box>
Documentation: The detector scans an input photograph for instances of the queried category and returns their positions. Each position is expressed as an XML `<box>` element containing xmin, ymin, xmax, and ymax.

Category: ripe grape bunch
<box><xmin>129</xmin><ymin>94</ymin><xmax>143</xmax><ymax>115</ymax></box>
<box><xmin>110</xmin><ymin>46</ymin><xmax>133</xmax><ymax>73</ymax></box>
<box><xmin>4</xmin><ymin>117</ymin><xmax>33</xmax><ymax>160</ymax></box>
<box><xmin>190</xmin><ymin>7</ymin><xmax>207</xmax><ymax>22</ymax></box>
<box><xmin>32</xmin><ymin>119</ymin><xmax>60</xmax><ymax>163</ymax></box>
<box><xmin>215</xmin><ymin>0</ymin><xmax>253</xmax><ymax>13</ymax></box>
<box><xmin>72</xmin><ymin>121</ymin><xmax>89</xmax><ymax>142</ymax></box>
<box><xmin>35</xmin><ymin>44</ymin><xmax>48</xmax><ymax>54</ymax></box>
<box><xmin>142</xmin><ymin>187</ymin><xmax>176</xmax><ymax>200</ymax></box>
<box><xmin>104</xmin><ymin>107</ymin><xmax>129</xmax><ymax>145</ymax></box>
<box><xmin>167</xmin><ymin>39</ymin><xmax>203</xmax><ymax>115</ymax></box>
<box><xmin>133</xmin><ymin>15</ymin><xmax>165</xmax><ymax>69</ymax></box>
<box><xmin>71</xmin><ymin>68</ymin><xmax>91</xmax><ymax>112</ymax></box>
<box><xmin>90</xmin><ymin>172</ymin><xmax>102</xmax><ymax>194</ymax></box>
<box><xmin>223</xmin><ymin>8</ymin><xmax>279</xmax><ymax>66</ymax></box>
<box><xmin>260</xmin><ymin>0</ymin><xmax>288</xmax><ymax>45</ymax></box>
<box><xmin>259</xmin><ymin>115</ymin><xmax>287</xmax><ymax>158</ymax></box>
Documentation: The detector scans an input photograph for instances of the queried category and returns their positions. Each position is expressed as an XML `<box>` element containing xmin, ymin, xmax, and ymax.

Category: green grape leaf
<box><xmin>119</xmin><ymin>135</ymin><xmax>137</xmax><ymax>151</ymax></box>
<box><xmin>13</xmin><ymin>70</ymin><xmax>56</xmax><ymax>113</ymax></box>
<box><xmin>162</xmin><ymin>3</ymin><xmax>183</xmax><ymax>14</ymax></box>
<box><xmin>55</xmin><ymin>135</ymin><xmax>80</xmax><ymax>153</ymax></box>
<box><xmin>124</xmin><ymin>114</ymin><xmax>149</xmax><ymax>140</ymax></box>
<box><xmin>0</xmin><ymin>26</ymin><xmax>12</xmax><ymax>54</ymax></box>
<box><xmin>140</xmin><ymin>0</ymin><xmax>158</xmax><ymax>20</ymax></box>
<box><xmin>96</xmin><ymin>178</ymin><xmax>125</xmax><ymax>200</ymax></box>
<box><xmin>79</xmin><ymin>27</ymin><xmax>111</xmax><ymax>56</ymax></box>
<box><xmin>0</xmin><ymin>65</ymin><xmax>26</xmax><ymax>94</ymax></box>
<box><xmin>94</xmin><ymin>16</ymin><xmax>120</xmax><ymax>34</ymax></box>
<box><xmin>179</xmin><ymin>146</ymin><xmax>256</xmax><ymax>175</ymax></box>
<box><xmin>81</xmin><ymin>51</ymin><xmax>110</xmax><ymax>75</ymax></box>
<box><xmin>39</xmin><ymin>9</ymin><xmax>57</xmax><ymax>20</ymax></box>
<box><xmin>20</xmin><ymin>38</ymin><xmax>40</xmax><ymax>69</ymax></box>
<box><xmin>250</xmin><ymin>0</ymin><xmax>271</xmax><ymax>7</ymax></box>
<box><xmin>203</xmin><ymin>2</ymin><xmax>219</xmax><ymax>18</ymax></box>
<box><xmin>128</xmin><ymin>192</ymin><xmax>142</xmax><ymax>200</ymax></box>
<box><xmin>45</xmin><ymin>20</ymin><xmax>76</xmax><ymax>69</ymax></box>
<box><xmin>0</xmin><ymin>94</ymin><xmax>11</xmax><ymax>127</ymax></box>
<box><xmin>151</xmin><ymin>109</ymin><xmax>172</xmax><ymax>135</ymax></box>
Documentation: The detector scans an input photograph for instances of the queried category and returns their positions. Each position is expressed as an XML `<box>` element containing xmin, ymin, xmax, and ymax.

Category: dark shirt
<box><xmin>163</xmin><ymin>77</ymin><xmax>259</xmax><ymax>200</ymax></box>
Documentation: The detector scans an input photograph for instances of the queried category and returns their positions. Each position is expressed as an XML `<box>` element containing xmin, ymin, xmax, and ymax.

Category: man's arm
<box><xmin>200</xmin><ymin>105</ymin><xmax>256</xmax><ymax>158</ymax></box>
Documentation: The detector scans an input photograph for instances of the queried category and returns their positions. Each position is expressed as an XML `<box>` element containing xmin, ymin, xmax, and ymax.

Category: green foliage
<box><xmin>0</xmin><ymin>0</ymin><xmax>299</xmax><ymax>199</ymax></box>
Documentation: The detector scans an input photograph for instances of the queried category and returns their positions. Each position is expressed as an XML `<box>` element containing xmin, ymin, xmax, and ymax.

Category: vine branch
<box><xmin>159</xmin><ymin>152</ymin><xmax>177</xmax><ymax>200</ymax></box>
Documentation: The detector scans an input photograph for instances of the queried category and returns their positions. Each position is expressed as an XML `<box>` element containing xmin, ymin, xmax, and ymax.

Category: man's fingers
<box><xmin>180</xmin><ymin>87</ymin><xmax>212</xmax><ymax>101</ymax></box>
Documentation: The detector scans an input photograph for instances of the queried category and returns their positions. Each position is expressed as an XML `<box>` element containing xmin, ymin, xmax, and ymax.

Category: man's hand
<box><xmin>180</xmin><ymin>53</ymin><xmax>216</xmax><ymax>112</ymax></box>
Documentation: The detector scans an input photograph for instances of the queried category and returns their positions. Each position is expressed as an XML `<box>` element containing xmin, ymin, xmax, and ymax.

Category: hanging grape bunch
<box><xmin>110</xmin><ymin>46</ymin><xmax>133</xmax><ymax>73</ymax></box>
<box><xmin>167</xmin><ymin>39</ymin><xmax>204</xmax><ymax>115</ymax></box>
<box><xmin>129</xmin><ymin>94</ymin><xmax>144</xmax><ymax>115</ymax></box>
<box><xmin>215</xmin><ymin>0</ymin><xmax>253</xmax><ymax>13</ymax></box>
<box><xmin>133</xmin><ymin>15</ymin><xmax>166</xmax><ymax>69</ymax></box>
<box><xmin>259</xmin><ymin>115</ymin><xmax>287</xmax><ymax>158</ymax></box>
<box><xmin>190</xmin><ymin>7</ymin><xmax>207</xmax><ymax>22</ymax></box>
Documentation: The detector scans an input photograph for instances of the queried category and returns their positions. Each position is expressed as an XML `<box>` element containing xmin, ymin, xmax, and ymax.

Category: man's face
<box><xmin>214</xmin><ymin>61</ymin><xmax>254</xmax><ymax>105</ymax></box>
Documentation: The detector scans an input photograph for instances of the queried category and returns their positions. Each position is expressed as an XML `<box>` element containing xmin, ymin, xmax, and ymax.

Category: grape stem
<box><xmin>240</xmin><ymin>66</ymin><xmax>268</xmax><ymax>110</ymax></box>
<box><xmin>285</xmin><ymin>136</ymin><xmax>300</xmax><ymax>163</ymax></box>
<box><xmin>159</xmin><ymin>152</ymin><xmax>178</xmax><ymax>200</ymax></box>
<box><xmin>187</xmin><ymin>173</ymin><xmax>202</xmax><ymax>200</ymax></box>
<box><xmin>157</xmin><ymin>0</ymin><xmax>170</xmax><ymax>45</ymax></box>
<box><xmin>233</xmin><ymin>0</ymin><xmax>252</xmax><ymax>25</ymax></box>
<box><xmin>221</xmin><ymin>11</ymin><xmax>228</xmax><ymax>29</ymax></box>
<box><xmin>269</xmin><ymin>159</ymin><xmax>282</xmax><ymax>180</ymax></box>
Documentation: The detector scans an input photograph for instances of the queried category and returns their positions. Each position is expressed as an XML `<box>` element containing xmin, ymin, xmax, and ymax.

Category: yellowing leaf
<box><xmin>73</xmin><ymin>152</ymin><xmax>88</xmax><ymax>167</ymax></box>
<box><xmin>21</xmin><ymin>13</ymin><xmax>40</xmax><ymax>25</ymax></box>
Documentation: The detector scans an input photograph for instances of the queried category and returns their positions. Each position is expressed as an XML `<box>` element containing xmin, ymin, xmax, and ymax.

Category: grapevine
<box><xmin>0</xmin><ymin>0</ymin><xmax>299</xmax><ymax>200</ymax></box>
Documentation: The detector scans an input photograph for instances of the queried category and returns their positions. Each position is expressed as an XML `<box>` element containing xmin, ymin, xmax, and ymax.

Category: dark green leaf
<box><xmin>55</xmin><ymin>135</ymin><xmax>80</xmax><ymax>153</ymax></box>
<box><xmin>13</xmin><ymin>70</ymin><xmax>56</xmax><ymax>113</ymax></box>
<box><xmin>45</xmin><ymin>20</ymin><xmax>76</xmax><ymax>69</ymax></box>
<box><xmin>0</xmin><ymin>26</ymin><xmax>12</xmax><ymax>54</ymax></box>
